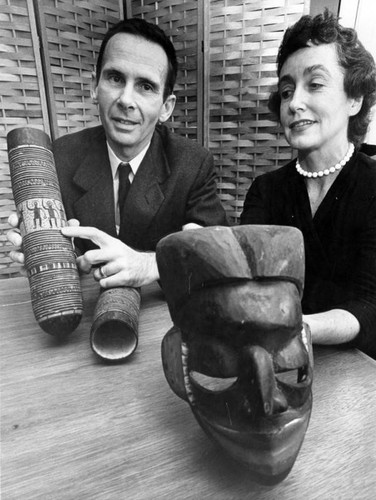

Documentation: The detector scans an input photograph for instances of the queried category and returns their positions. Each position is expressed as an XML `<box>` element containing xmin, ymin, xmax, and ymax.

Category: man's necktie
<box><xmin>118</xmin><ymin>162</ymin><xmax>132</xmax><ymax>221</ymax></box>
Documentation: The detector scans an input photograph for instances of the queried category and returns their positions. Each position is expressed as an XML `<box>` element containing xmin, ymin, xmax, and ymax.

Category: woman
<box><xmin>241</xmin><ymin>10</ymin><xmax>376</xmax><ymax>358</ymax></box>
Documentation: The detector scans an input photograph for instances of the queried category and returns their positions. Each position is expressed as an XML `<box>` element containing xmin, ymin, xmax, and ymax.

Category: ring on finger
<box><xmin>99</xmin><ymin>266</ymin><xmax>107</xmax><ymax>279</ymax></box>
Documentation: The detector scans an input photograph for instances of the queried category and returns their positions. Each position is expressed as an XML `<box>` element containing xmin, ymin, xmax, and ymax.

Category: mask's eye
<box><xmin>276</xmin><ymin>365</ymin><xmax>309</xmax><ymax>386</ymax></box>
<box><xmin>276</xmin><ymin>369</ymin><xmax>299</xmax><ymax>385</ymax></box>
<box><xmin>190</xmin><ymin>370</ymin><xmax>237</xmax><ymax>392</ymax></box>
<box><xmin>274</xmin><ymin>334</ymin><xmax>310</xmax><ymax>371</ymax></box>
<box><xmin>187</xmin><ymin>337</ymin><xmax>239</xmax><ymax>377</ymax></box>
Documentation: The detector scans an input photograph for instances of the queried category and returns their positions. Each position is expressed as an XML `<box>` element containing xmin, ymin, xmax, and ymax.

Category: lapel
<box><xmin>72</xmin><ymin>129</ymin><xmax>117</xmax><ymax>237</ymax></box>
<box><xmin>119</xmin><ymin>129</ymin><xmax>171</xmax><ymax>243</ymax></box>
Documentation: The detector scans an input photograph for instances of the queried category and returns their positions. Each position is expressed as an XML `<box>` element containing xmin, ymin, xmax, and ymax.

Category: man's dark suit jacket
<box><xmin>53</xmin><ymin>124</ymin><xmax>227</xmax><ymax>252</ymax></box>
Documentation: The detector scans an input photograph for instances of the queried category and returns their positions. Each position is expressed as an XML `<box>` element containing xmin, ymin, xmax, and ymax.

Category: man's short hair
<box><xmin>96</xmin><ymin>17</ymin><xmax>178</xmax><ymax>101</ymax></box>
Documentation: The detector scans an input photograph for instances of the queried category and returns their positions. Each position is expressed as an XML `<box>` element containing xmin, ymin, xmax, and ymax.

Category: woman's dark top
<box><xmin>240</xmin><ymin>151</ymin><xmax>376</xmax><ymax>358</ymax></box>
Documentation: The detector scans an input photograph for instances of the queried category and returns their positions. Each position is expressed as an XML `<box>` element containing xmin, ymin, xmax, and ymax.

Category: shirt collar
<box><xmin>107</xmin><ymin>142</ymin><xmax>151</xmax><ymax>179</ymax></box>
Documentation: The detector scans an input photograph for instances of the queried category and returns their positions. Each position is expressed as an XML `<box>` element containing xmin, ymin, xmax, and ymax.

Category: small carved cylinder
<box><xmin>90</xmin><ymin>287</ymin><xmax>141</xmax><ymax>362</ymax></box>
<box><xmin>7</xmin><ymin>127</ymin><xmax>83</xmax><ymax>336</ymax></box>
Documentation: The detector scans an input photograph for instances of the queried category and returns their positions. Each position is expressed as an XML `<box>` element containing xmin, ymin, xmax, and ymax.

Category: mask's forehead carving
<box><xmin>157</xmin><ymin>225</ymin><xmax>304</xmax><ymax>325</ymax></box>
<box><xmin>175</xmin><ymin>280</ymin><xmax>302</xmax><ymax>349</ymax></box>
<box><xmin>156</xmin><ymin>225</ymin><xmax>312</xmax><ymax>485</ymax></box>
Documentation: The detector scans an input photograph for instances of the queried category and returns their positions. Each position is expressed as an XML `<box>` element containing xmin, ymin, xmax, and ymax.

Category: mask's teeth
<box><xmin>301</xmin><ymin>325</ymin><xmax>309</xmax><ymax>352</ymax></box>
<box><xmin>181</xmin><ymin>341</ymin><xmax>195</xmax><ymax>404</ymax></box>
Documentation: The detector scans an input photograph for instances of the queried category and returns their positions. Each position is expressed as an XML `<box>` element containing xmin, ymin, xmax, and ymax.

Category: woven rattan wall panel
<box><xmin>0</xmin><ymin>0</ymin><xmax>49</xmax><ymax>277</ymax></box>
<box><xmin>126</xmin><ymin>0</ymin><xmax>201</xmax><ymax>142</ymax></box>
<box><xmin>127</xmin><ymin>0</ymin><xmax>310</xmax><ymax>223</ymax></box>
<box><xmin>209</xmin><ymin>0</ymin><xmax>309</xmax><ymax>222</ymax></box>
<box><xmin>1</xmin><ymin>0</ymin><xmax>310</xmax><ymax>276</ymax></box>
<box><xmin>0</xmin><ymin>0</ymin><xmax>123</xmax><ymax>277</ymax></box>
<box><xmin>36</xmin><ymin>0</ymin><xmax>123</xmax><ymax>139</ymax></box>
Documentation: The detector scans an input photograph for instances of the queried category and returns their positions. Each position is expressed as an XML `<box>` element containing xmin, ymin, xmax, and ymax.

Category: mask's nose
<box><xmin>240</xmin><ymin>345</ymin><xmax>288</xmax><ymax>417</ymax></box>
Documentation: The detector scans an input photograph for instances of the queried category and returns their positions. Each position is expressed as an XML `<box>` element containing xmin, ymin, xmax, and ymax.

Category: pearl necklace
<box><xmin>295</xmin><ymin>143</ymin><xmax>355</xmax><ymax>178</ymax></box>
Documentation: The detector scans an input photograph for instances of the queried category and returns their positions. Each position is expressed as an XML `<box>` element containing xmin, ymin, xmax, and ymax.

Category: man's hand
<box><xmin>7</xmin><ymin>214</ymin><xmax>80</xmax><ymax>271</ymax></box>
<box><xmin>61</xmin><ymin>225</ymin><xmax>159</xmax><ymax>288</ymax></box>
<box><xmin>7</xmin><ymin>213</ymin><xmax>24</xmax><ymax>265</ymax></box>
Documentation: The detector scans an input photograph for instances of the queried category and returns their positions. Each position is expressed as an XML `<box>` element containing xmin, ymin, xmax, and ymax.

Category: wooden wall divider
<box><xmin>0</xmin><ymin>0</ymin><xmax>123</xmax><ymax>277</ymax></box>
<box><xmin>127</xmin><ymin>0</ymin><xmax>310</xmax><ymax>222</ymax></box>
<box><xmin>0</xmin><ymin>0</ymin><xmax>309</xmax><ymax>278</ymax></box>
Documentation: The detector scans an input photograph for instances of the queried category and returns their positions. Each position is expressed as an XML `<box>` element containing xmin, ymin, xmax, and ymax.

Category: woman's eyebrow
<box><xmin>303</xmin><ymin>64</ymin><xmax>331</xmax><ymax>77</ymax></box>
<box><xmin>278</xmin><ymin>74</ymin><xmax>294</xmax><ymax>87</ymax></box>
<box><xmin>279</xmin><ymin>64</ymin><xmax>331</xmax><ymax>87</ymax></box>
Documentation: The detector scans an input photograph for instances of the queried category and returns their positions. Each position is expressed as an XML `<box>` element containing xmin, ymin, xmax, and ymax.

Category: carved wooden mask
<box><xmin>156</xmin><ymin>225</ymin><xmax>313</xmax><ymax>485</ymax></box>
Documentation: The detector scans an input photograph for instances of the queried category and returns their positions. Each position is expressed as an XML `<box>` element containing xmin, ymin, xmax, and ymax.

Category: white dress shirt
<box><xmin>106</xmin><ymin>142</ymin><xmax>150</xmax><ymax>233</ymax></box>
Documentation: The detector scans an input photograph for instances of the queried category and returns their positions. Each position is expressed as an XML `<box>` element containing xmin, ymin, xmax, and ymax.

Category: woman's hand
<box><xmin>303</xmin><ymin>310</ymin><xmax>360</xmax><ymax>345</ymax></box>
<box><xmin>61</xmin><ymin>225</ymin><xmax>159</xmax><ymax>288</ymax></box>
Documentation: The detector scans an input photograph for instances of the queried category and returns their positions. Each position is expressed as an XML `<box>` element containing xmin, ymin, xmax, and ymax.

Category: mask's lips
<box><xmin>197</xmin><ymin>404</ymin><xmax>310</xmax><ymax>440</ymax></box>
<box><xmin>192</xmin><ymin>403</ymin><xmax>312</xmax><ymax>482</ymax></box>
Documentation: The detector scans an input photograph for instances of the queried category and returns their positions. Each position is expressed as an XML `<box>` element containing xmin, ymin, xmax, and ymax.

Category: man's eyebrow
<box><xmin>102</xmin><ymin>66</ymin><xmax>122</xmax><ymax>75</ymax></box>
<box><xmin>102</xmin><ymin>67</ymin><xmax>161</xmax><ymax>88</ymax></box>
<box><xmin>137</xmin><ymin>76</ymin><xmax>160</xmax><ymax>89</ymax></box>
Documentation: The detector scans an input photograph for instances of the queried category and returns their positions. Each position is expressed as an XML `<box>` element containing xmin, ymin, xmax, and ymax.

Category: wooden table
<box><xmin>1</xmin><ymin>277</ymin><xmax>376</xmax><ymax>500</ymax></box>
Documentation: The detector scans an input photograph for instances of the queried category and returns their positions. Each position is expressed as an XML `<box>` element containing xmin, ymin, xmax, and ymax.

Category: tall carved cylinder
<box><xmin>7</xmin><ymin>127</ymin><xmax>83</xmax><ymax>336</ymax></box>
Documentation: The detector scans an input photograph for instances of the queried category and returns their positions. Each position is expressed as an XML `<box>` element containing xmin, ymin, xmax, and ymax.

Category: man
<box><xmin>8</xmin><ymin>18</ymin><xmax>227</xmax><ymax>287</ymax></box>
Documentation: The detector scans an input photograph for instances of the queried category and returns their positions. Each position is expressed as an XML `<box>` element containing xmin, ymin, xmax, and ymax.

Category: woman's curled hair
<box><xmin>268</xmin><ymin>9</ymin><xmax>376</xmax><ymax>147</ymax></box>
